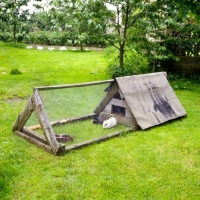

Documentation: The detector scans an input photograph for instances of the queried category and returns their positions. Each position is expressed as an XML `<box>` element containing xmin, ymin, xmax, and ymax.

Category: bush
<box><xmin>4</xmin><ymin>42</ymin><xmax>26</xmax><ymax>49</ymax></box>
<box><xmin>107</xmin><ymin>65</ymin><xmax>123</xmax><ymax>78</ymax></box>
<box><xmin>0</xmin><ymin>32</ymin><xmax>12</xmax><ymax>42</ymax></box>
<box><xmin>124</xmin><ymin>49</ymin><xmax>150</xmax><ymax>74</ymax></box>
<box><xmin>10</xmin><ymin>68</ymin><xmax>22</xmax><ymax>75</ymax></box>
<box><xmin>16</xmin><ymin>32</ymin><xmax>26</xmax><ymax>43</ymax></box>
<box><xmin>24</xmin><ymin>31</ymin><xmax>68</xmax><ymax>45</ymax></box>
<box><xmin>105</xmin><ymin>47</ymin><xmax>150</xmax><ymax>78</ymax></box>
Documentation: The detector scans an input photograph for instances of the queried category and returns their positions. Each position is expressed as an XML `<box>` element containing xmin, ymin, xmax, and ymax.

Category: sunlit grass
<box><xmin>53</xmin><ymin>119</ymin><xmax>127</xmax><ymax>146</ymax></box>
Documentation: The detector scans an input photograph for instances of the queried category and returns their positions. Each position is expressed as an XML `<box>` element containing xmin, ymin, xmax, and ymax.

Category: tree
<box><xmin>49</xmin><ymin>0</ymin><xmax>109</xmax><ymax>50</ymax></box>
<box><xmin>159</xmin><ymin>0</ymin><xmax>200</xmax><ymax>21</ymax></box>
<box><xmin>0</xmin><ymin>0</ymin><xmax>46</xmax><ymax>42</ymax></box>
<box><xmin>0</xmin><ymin>0</ymin><xmax>31</xmax><ymax>42</ymax></box>
<box><xmin>103</xmin><ymin>0</ymin><xmax>200</xmax><ymax>74</ymax></box>
<box><xmin>103</xmin><ymin>0</ymin><xmax>162</xmax><ymax>72</ymax></box>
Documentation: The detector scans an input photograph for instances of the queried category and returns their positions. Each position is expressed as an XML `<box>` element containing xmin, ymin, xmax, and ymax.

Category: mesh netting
<box><xmin>25</xmin><ymin>83</ymin><xmax>127</xmax><ymax>146</ymax></box>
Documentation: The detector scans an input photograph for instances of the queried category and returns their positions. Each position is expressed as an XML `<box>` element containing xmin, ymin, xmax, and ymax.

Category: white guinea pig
<box><xmin>103</xmin><ymin>117</ymin><xmax>117</xmax><ymax>128</ymax></box>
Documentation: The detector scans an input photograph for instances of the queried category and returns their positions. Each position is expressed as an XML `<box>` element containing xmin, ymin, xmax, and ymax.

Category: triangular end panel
<box><xmin>94</xmin><ymin>81</ymin><xmax>138</xmax><ymax>129</ymax></box>
<box><xmin>12</xmin><ymin>89</ymin><xmax>65</xmax><ymax>155</ymax></box>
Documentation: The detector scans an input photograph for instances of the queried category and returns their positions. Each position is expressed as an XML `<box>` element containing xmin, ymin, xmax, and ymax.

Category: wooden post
<box><xmin>12</xmin><ymin>97</ymin><xmax>34</xmax><ymax>132</ymax></box>
<box><xmin>22</xmin><ymin>126</ymin><xmax>48</xmax><ymax>145</ymax></box>
<box><xmin>28</xmin><ymin>113</ymin><xmax>97</xmax><ymax>130</ymax></box>
<box><xmin>15</xmin><ymin>130</ymin><xmax>52</xmax><ymax>154</ymax></box>
<box><xmin>65</xmin><ymin>128</ymin><xmax>135</xmax><ymax>152</ymax></box>
<box><xmin>118</xmin><ymin>87</ymin><xmax>138</xmax><ymax>129</ymax></box>
<box><xmin>35</xmin><ymin>79</ymin><xmax>114</xmax><ymax>91</ymax></box>
<box><xmin>32</xmin><ymin>89</ymin><xmax>62</xmax><ymax>155</ymax></box>
<box><xmin>93</xmin><ymin>81</ymin><xmax>118</xmax><ymax>113</ymax></box>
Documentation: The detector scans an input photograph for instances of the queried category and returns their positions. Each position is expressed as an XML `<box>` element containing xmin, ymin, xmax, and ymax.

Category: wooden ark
<box><xmin>13</xmin><ymin>72</ymin><xmax>187</xmax><ymax>155</ymax></box>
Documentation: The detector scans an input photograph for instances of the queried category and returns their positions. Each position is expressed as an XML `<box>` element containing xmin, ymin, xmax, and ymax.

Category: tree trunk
<box><xmin>13</xmin><ymin>22</ymin><xmax>16</xmax><ymax>42</ymax></box>
<box><xmin>13</xmin><ymin>0</ymin><xmax>17</xmax><ymax>42</ymax></box>
<box><xmin>119</xmin><ymin>45</ymin><xmax>124</xmax><ymax>73</ymax></box>
<box><xmin>80</xmin><ymin>42</ymin><xmax>83</xmax><ymax>52</ymax></box>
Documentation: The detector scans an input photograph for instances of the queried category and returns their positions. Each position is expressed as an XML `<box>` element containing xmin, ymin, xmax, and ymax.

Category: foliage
<box><xmin>158</xmin><ymin>0</ymin><xmax>200</xmax><ymax>21</ymax></box>
<box><xmin>115</xmin><ymin>0</ymin><xmax>200</xmax><ymax>73</ymax></box>
<box><xmin>28</xmin><ymin>11</ymin><xmax>55</xmax><ymax>32</ymax></box>
<box><xmin>103</xmin><ymin>0</ymin><xmax>200</xmax><ymax>73</ymax></box>
<box><xmin>0</xmin><ymin>32</ymin><xmax>13</xmax><ymax>42</ymax></box>
<box><xmin>105</xmin><ymin>46</ymin><xmax>150</xmax><ymax>78</ymax></box>
<box><xmin>0</xmin><ymin>0</ymin><xmax>31</xmax><ymax>42</ymax></box>
<box><xmin>164</xmin><ymin>23</ymin><xmax>200</xmax><ymax>57</ymax></box>
<box><xmin>24</xmin><ymin>31</ymin><xmax>68</xmax><ymax>45</ymax></box>
<box><xmin>101</xmin><ymin>0</ymin><xmax>172</xmax><ymax>72</ymax></box>
<box><xmin>48</xmin><ymin>0</ymin><xmax>108</xmax><ymax>50</ymax></box>
<box><xmin>103</xmin><ymin>0</ymin><xmax>149</xmax><ymax>71</ymax></box>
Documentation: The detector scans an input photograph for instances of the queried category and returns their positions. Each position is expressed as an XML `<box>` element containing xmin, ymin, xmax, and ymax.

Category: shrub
<box><xmin>0</xmin><ymin>32</ymin><xmax>12</xmax><ymax>42</ymax></box>
<box><xmin>105</xmin><ymin>47</ymin><xmax>150</xmax><ymax>78</ymax></box>
<box><xmin>24</xmin><ymin>31</ymin><xmax>68</xmax><ymax>45</ymax></box>
<box><xmin>124</xmin><ymin>49</ymin><xmax>150</xmax><ymax>74</ymax></box>
<box><xmin>10</xmin><ymin>68</ymin><xmax>22</xmax><ymax>75</ymax></box>
<box><xmin>16</xmin><ymin>32</ymin><xmax>26</xmax><ymax>43</ymax></box>
<box><xmin>4</xmin><ymin>42</ymin><xmax>26</xmax><ymax>49</ymax></box>
<box><xmin>107</xmin><ymin>65</ymin><xmax>123</xmax><ymax>78</ymax></box>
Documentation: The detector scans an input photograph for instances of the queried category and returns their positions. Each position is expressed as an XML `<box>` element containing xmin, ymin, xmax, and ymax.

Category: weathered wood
<box><xmin>14</xmin><ymin>130</ymin><xmax>53</xmax><ymax>154</ymax></box>
<box><xmin>28</xmin><ymin>113</ymin><xmax>98</xmax><ymax>130</ymax></box>
<box><xmin>22</xmin><ymin>127</ymin><xmax>48</xmax><ymax>145</ymax></box>
<box><xmin>12</xmin><ymin>97</ymin><xmax>34</xmax><ymax>132</ymax></box>
<box><xmin>32</xmin><ymin>89</ymin><xmax>60</xmax><ymax>155</ymax></box>
<box><xmin>34</xmin><ymin>79</ymin><xmax>114</xmax><ymax>91</ymax></box>
<box><xmin>93</xmin><ymin>81</ymin><xmax>118</xmax><ymax>114</ymax></box>
<box><xmin>118</xmin><ymin>87</ymin><xmax>138</xmax><ymax>128</ymax></box>
<box><xmin>18</xmin><ymin>127</ymin><xmax>65</xmax><ymax>155</ymax></box>
<box><xmin>65</xmin><ymin>127</ymin><xmax>136</xmax><ymax>152</ymax></box>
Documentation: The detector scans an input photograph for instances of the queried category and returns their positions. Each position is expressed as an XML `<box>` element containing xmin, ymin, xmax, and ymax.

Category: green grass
<box><xmin>1</xmin><ymin>44</ymin><xmax>200</xmax><ymax>199</ymax></box>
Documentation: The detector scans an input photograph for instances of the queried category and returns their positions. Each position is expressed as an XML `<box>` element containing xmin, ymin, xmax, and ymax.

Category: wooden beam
<box><xmin>93</xmin><ymin>81</ymin><xmax>118</xmax><ymax>114</ymax></box>
<box><xmin>34</xmin><ymin>79</ymin><xmax>114</xmax><ymax>91</ymax></box>
<box><xmin>28</xmin><ymin>113</ymin><xmax>97</xmax><ymax>130</ymax></box>
<box><xmin>12</xmin><ymin>97</ymin><xmax>34</xmax><ymax>132</ymax></box>
<box><xmin>14</xmin><ymin>130</ymin><xmax>53</xmax><ymax>154</ymax></box>
<box><xmin>22</xmin><ymin>127</ymin><xmax>48</xmax><ymax>145</ymax></box>
<box><xmin>32</xmin><ymin>89</ymin><xmax>60</xmax><ymax>155</ymax></box>
<box><xmin>118</xmin><ymin>87</ymin><xmax>138</xmax><ymax>129</ymax></box>
<box><xmin>65</xmin><ymin>127</ymin><xmax>136</xmax><ymax>152</ymax></box>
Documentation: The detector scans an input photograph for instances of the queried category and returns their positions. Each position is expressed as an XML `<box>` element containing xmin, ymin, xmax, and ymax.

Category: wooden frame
<box><xmin>13</xmin><ymin>79</ymin><xmax>135</xmax><ymax>155</ymax></box>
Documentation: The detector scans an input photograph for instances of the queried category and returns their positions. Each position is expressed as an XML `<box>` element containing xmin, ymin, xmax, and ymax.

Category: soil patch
<box><xmin>6</xmin><ymin>97</ymin><xmax>25</xmax><ymax>104</ymax></box>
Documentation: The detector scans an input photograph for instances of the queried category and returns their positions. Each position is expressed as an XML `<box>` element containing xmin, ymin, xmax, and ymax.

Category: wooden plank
<box><xmin>28</xmin><ymin>113</ymin><xmax>98</xmax><ymax>130</ymax></box>
<box><xmin>16</xmin><ymin>127</ymin><xmax>65</xmax><ymax>155</ymax></box>
<box><xmin>34</xmin><ymin>79</ymin><xmax>114</xmax><ymax>91</ymax></box>
<box><xmin>93</xmin><ymin>81</ymin><xmax>118</xmax><ymax>114</ymax></box>
<box><xmin>12</xmin><ymin>97</ymin><xmax>34</xmax><ymax>132</ymax></box>
<box><xmin>22</xmin><ymin>127</ymin><xmax>48</xmax><ymax>145</ymax></box>
<box><xmin>65</xmin><ymin>127</ymin><xmax>136</xmax><ymax>152</ymax></box>
<box><xmin>118</xmin><ymin>87</ymin><xmax>138</xmax><ymax>128</ymax></box>
<box><xmin>32</xmin><ymin>89</ymin><xmax>60</xmax><ymax>155</ymax></box>
<box><xmin>14</xmin><ymin>130</ymin><xmax>53</xmax><ymax>154</ymax></box>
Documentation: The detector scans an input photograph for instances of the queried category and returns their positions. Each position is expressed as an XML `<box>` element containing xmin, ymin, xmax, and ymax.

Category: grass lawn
<box><xmin>0</xmin><ymin>44</ymin><xmax>200</xmax><ymax>200</ymax></box>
